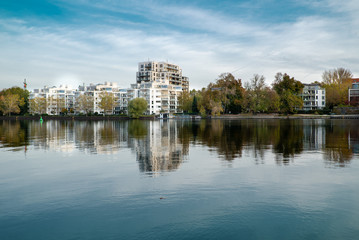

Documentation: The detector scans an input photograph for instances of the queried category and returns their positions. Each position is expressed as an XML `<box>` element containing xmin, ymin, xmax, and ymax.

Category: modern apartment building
<box><xmin>301</xmin><ymin>84</ymin><xmax>326</xmax><ymax>111</ymax></box>
<box><xmin>137</xmin><ymin>61</ymin><xmax>189</xmax><ymax>92</ymax></box>
<box><xmin>130</xmin><ymin>80</ymin><xmax>183</xmax><ymax>115</ymax></box>
<box><xmin>29</xmin><ymin>61</ymin><xmax>189</xmax><ymax>115</ymax></box>
<box><xmin>29</xmin><ymin>85</ymin><xmax>75</xmax><ymax>115</ymax></box>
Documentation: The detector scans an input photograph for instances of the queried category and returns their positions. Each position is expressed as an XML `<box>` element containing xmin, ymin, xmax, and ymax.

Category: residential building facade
<box><xmin>29</xmin><ymin>85</ymin><xmax>75</xmax><ymax>115</ymax></box>
<box><xmin>29</xmin><ymin>61</ymin><xmax>189</xmax><ymax>115</ymax></box>
<box><xmin>349</xmin><ymin>78</ymin><xmax>359</xmax><ymax>106</ymax></box>
<box><xmin>137</xmin><ymin>61</ymin><xmax>189</xmax><ymax>92</ymax></box>
<box><xmin>301</xmin><ymin>84</ymin><xmax>326</xmax><ymax>111</ymax></box>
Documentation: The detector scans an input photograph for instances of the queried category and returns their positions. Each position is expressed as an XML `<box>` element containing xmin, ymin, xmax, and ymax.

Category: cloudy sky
<box><xmin>0</xmin><ymin>0</ymin><xmax>358</xmax><ymax>90</ymax></box>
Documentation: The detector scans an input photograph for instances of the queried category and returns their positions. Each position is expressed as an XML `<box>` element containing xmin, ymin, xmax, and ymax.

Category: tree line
<box><xmin>0</xmin><ymin>67</ymin><xmax>354</xmax><ymax>116</ymax></box>
<box><xmin>178</xmin><ymin>67</ymin><xmax>354</xmax><ymax>116</ymax></box>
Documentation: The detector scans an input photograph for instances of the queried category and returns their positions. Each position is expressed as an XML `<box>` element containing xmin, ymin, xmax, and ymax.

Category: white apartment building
<box><xmin>30</xmin><ymin>85</ymin><xmax>75</xmax><ymax>115</ymax></box>
<box><xmin>29</xmin><ymin>61</ymin><xmax>189</xmax><ymax>116</ymax></box>
<box><xmin>130</xmin><ymin>80</ymin><xmax>182</xmax><ymax>115</ymax></box>
<box><xmin>76</xmin><ymin>82</ymin><xmax>122</xmax><ymax>115</ymax></box>
<box><xmin>137</xmin><ymin>61</ymin><xmax>189</xmax><ymax>92</ymax></box>
<box><xmin>301</xmin><ymin>84</ymin><xmax>326</xmax><ymax>111</ymax></box>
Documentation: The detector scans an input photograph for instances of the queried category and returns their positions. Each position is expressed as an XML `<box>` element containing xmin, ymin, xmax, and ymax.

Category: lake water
<box><xmin>0</xmin><ymin>119</ymin><xmax>359</xmax><ymax>239</ymax></box>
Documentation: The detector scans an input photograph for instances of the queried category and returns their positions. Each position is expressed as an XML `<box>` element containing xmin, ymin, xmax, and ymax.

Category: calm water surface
<box><xmin>0</xmin><ymin>119</ymin><xmax>359</xmax><ymax>239</ymax></box>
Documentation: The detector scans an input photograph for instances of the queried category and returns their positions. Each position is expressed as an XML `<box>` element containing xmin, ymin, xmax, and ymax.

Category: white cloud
<box><xmin>0</xmin><ymin>0</ymin><xmax>358</xmax><ymax>90</ymax></box>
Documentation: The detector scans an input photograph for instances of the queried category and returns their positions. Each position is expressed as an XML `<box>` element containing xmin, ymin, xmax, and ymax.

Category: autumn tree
<box><xmin>198</xmin><ymin>73</ymin><xmax>245</xmax><ymax>116</ymax></box>
<box><xmin>322</xmin><ymin>68</ymin><xmax>353</xmax><ymax>108</ymax></box>
<box><xmin>128</xmin><ymin>98</ymin><xmax>148</xmax><ymax>118</ymax></box>
<box><xmin>75</xmin><ymin>94</ymin><xmax>94</xmax><ymax>115</ymax></box>
<box><xmin>0</xmin><ymin>87</ymin><xmax>29</xmax><ymax>115</ymax></box>
<box><xmin>98</xmin><ymin>91</ymin><xmax>117</xmax><ymax>115</ymax></box>
<box><xmin>0</xmin><ymin>94</ymin><xmax>24</xmax><ymax>116</ymax></box>
<box><xmin>272</xmin><ymin>73</ymin><xmax>304</xmax><ymax>114</ymax></box>
<box><xmin>29</xmin><ymin>97</ymin><xmax>47</xmax><ymax>115</ymax></box>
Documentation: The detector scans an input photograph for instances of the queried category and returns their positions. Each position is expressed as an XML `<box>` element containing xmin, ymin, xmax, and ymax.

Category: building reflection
<box><xmin>0</xmin><ymin>119</ymin><xmax>358</xmax><ymax>169</ymax></box>
<box><xmin>129</xmin><ymin>120</ymin><xmax>187</xmax><ymax>174</ymax></box>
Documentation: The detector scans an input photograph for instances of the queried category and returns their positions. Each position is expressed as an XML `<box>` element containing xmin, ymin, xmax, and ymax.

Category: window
<box><xmin>322</xmin><ymin>101</ymin><xmax>325</xmax><ymax>105</ymax></box>
<box><xmin>316</xmin><ymin>96</ymin><xmax>318</xmax><ymax>99</ymax></box>
<box><xmin>322</xmin><ymin>96</ymin><xmax>324</xmax><ymax>100</ymax></box>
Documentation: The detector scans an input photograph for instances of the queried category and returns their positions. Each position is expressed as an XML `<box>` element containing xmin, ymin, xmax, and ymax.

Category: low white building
<box><xmin>301</xmin><ymin>84</ymin><xmax>326</xmax><ymax>111</ymax></box>
<box><xmin>30</xmin><ymin>85</ymin><xmax>75</xmax><ymax>115</ymax></box>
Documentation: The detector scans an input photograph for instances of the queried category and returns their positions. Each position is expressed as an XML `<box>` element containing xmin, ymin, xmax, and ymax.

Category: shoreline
<box><xmin>1</xmin><ymin>114</ymin><xmax>359</xmax><ymax>121</ymax></box>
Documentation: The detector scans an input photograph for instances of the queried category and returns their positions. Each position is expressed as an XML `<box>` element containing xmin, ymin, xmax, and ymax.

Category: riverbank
<box><xmin>211</xmin><ymin>114</ymin><xmax>359</xmax><ymax>119</ymax></box>
<box><xmin>0</xmin><ymin>115</ymin><xmax>153</xmax><ymax>121</ymax></box>
<box><xmin>1</xmin><ymin>114</ymin><xmax>359</xmax><ymax>121</ymax></box>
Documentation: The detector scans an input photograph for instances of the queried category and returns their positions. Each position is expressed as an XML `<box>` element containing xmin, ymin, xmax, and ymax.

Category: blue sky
<box><xmin>0</xmin><ymin>0</ymin><xmax>358</xmax><ymax>90</ymax></box>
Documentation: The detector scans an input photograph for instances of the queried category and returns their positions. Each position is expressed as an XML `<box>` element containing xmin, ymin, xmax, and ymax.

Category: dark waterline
<box><xmin>0</xmin><ymin>119</ymin><xmax>359</xmax><ymax>239</ymax></box>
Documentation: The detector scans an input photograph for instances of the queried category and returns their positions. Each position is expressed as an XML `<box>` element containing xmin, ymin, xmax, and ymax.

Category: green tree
<box><xmin>272</xmin><ymin>73</ymin><xmax>304</xmax><ymax>114</ymax></box>
<box><xmin>29</xmin><ymin>97</ymin><xmax>47</xmax><ymax>115</ymax></box>
<box><xmin>322</xmin><ymin>68</ymin><xmax>353</xmax><ymax>108</ymax></box>
<box><xmin>178</xmin><ymin>91</ymin><xmax>192</xmax><ymax>113</ymax></box>
<box><xmin>75</xmin><ymin>94</ymin><xmax>94</xmax><ymax>115</ymax></box>
<box><xmin>192</xmin><ymin>95</ymin><xmax>199</xmax><ymax>113</ymax></box>
<box><xmin>98</xmin><ymin>91</ymin><xmax>117</xmax><ymax>115</ymax></box>
<box><xmin>263</xmin><ymin>87</ymin><xmax>280</xmax><ymax>112</ymax></box>
<box><xmin>0</xmin><ymin>94</ymin><xmax>24</xmax><ymax>116</ymax></box>
<box><xmin>128</xmin><ymin>98</ymin><xmax>148</xmax><ymax>118</ymax></box>
<box><xmin>246</xmin><ymin>74</ymin><xmax>267</xmax><ymax>113</ymax></box>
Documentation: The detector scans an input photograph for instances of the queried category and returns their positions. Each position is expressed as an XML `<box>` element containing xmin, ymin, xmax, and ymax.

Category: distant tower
<box><xmin>23</xmin><ymin>79</ymin><xmax>27</xmax><ymax>89</ymax></box>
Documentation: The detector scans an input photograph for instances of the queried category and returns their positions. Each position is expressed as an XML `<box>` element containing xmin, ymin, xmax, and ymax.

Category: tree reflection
<box><xmin>0</xmin><ymin>119</ymin><xmax>357</xmax><ymax>168</ymax></box>
<box><xmin>324</xmin><ymin>120</ymin><xmax>355</xmax><ymax>167</ymax></box>
<box><xmin>272</xmin><ymin>120</ymin><xmax>303</xmax><ymax>165</ymax></box>
<box><xmin>128</xmin><ymin>120</ymin><xmax>147</xmax><ymax>139</ymax></box>
<box><xmin>0</xmin><ymin>120</ymin><xmax>28</xmax><ymax>150</ymax></box>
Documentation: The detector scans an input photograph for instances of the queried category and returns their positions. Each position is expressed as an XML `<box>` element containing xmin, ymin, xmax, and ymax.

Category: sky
<box><xmin>0</xmin><ymin>0</ymin><xmax>358</xmax><ymax>90</ymax></box>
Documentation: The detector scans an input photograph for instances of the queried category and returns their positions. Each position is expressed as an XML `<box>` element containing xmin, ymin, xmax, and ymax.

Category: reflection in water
<box><xmin>130</xmin><ymin>120</ymin><xmax>185</xmax><ymax>174</ymax></box>
<box><xmin>0</xmin><ymin>119</ymin><xmax>358</xmax><ymax>170</ymax></box>
<box><xmin>323</xmin><ymin>120</ymin><xmax>358</xmax><ymax>167</ymax></box>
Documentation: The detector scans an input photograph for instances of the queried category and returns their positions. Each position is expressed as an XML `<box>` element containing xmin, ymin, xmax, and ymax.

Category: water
<box><xmin>0</xmin><ymin>119</ymin><xmax>359</xmax><ymax>239</ymax></box>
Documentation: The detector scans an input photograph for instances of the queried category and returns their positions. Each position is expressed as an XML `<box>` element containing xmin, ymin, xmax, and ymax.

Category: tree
<box><xmin>128</xmin><ymin>98</ymin><xmax>147</xmax><ymax>118</ymax></box>
<box><xmin>214</xmin><ymin>73</ymin><xmax>245</xmax><ymax>114</ymax></box>
<box><xmin>75</xmin><ymin>94</ymin><xmax>94</xmax><ymax>115</ymax></box>
<box><xmin>198</xmin><ymin>73</ymin><xmax>245</xmax><ymax>116</ymax></box>
<box><xmin>0</xmin><ymin>94</ymin><xmax>24</xmax><ymax>116</ymax></box>
<box><xmin>98</xmin><ymin>91</ymin><xmax>117</xmax><ymax>115</ymax></box>
<box><xmin>0</xmin><ymin>87</ymin><xmax>29</xmax><ymax>115</ymax></box>
<box><xmin>322</xmin><ymin>68</ymin><xmax>353</xmax><ymax>108</ymax></box>
<box><xmin>29</xmin><ymin>97</ymin><xmax>47</xmax><ymax>115</ymax></box>
<box><xmin>272</xmin><ymin>73</ymin><xmax>304</xmax><ymax>114</ymax></box>
<box><xmin>178</xmin><ymin>91</ymin><xmax>192</xmax><ymax>113</ymax></box>
<box><xmin>246</xmin><ymin>74</ymin><xmax>267</xmax><ymax>113</ymax></box>
<box><xmin>263</xmin><ymin>87</ymin><xmax>280</xmax><ymax>112</ymax></box>
<box><xmin>192</xmin><ymin>95</ymin><xmax>199</xmax><ymax>113</ymax></box>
